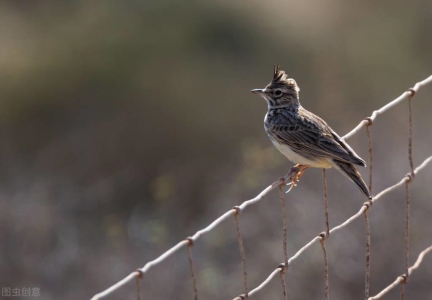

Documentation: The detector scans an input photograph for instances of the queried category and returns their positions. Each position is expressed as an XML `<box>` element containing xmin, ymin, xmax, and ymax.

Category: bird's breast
<box><xmin>270</xmin><ymin>138</ymin><xmax>333</xmax><ymax>168</ymax></box>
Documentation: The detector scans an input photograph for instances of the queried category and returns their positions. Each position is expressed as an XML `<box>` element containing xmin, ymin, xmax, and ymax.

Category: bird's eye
<box><xmin>274</xmin><ymin>90</ymin><xmax>282</xmax><ymax>97</ymax></box>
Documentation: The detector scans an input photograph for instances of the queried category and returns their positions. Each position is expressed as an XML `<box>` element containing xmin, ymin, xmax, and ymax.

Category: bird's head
<box><xmin>251</xmin><ymin>65</ymin><xmax>300</xmax><ymax>108</ymax></box>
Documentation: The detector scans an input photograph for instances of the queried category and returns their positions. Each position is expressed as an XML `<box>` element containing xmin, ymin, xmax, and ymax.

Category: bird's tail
<box><xmin>332</xmin><ymin>160</ymin><xmax>372</xmax><ymax>199</ymax></box>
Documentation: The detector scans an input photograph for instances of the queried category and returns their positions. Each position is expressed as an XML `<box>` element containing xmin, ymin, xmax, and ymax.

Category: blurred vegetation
<box><xmin>1</xmin><ymin>1</ymin><xmax>431</xmax><ymax>299</ymax></box>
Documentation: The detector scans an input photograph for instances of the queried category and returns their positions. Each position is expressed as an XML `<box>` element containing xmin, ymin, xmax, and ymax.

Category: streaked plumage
<box><xmin>251</xmin><ymin>65</ymin><xmax>371</xmax><ymax>199</ymax></box>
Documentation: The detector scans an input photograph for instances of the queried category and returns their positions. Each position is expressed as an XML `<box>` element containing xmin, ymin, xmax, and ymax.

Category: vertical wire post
<box><xmin>364</xmin><ymin>118</ymin><xmax>373</xmax><ymax>299</ymax></box>
<box><xmin>186</xmin><ymin>238</ymin><xmax>198</xmax><ymax>300</ymax></box>
<box><xmin>400</xmin><ymin>178</ymin><xmax>411</xmax><ymax>300</ymax></box>
<box><xmin>404</xmin><ymin>180</ymin><xmax>411</xmax><ymax>279</ymax></box>
<box><xmin>279</xmin><ymin>182</ymin><xmax>288</xmax><ymax>300</ymax></box>
<box><xmin>407</xmin><ymin>93</ymin><xmax>414</xmax><ymax>176</ymax></box>
<box><xmin>400</xmin><ymin>281</ymin><xmax>406</xmax><ymax>300</ymax></box>
<box><xmin>136</xmin><ymin>270</ymin><xmax>143</xmax><ymax>300</ymax></box>
<box><xmin>322</xmin><ymin>169</ymin><xmax>329</xmax><ymax>237</ymax></box>
<box><xmin>365</xmin><ymin>118</ymin><xmax>373</xmax><ymax>193</ymax></box>
<box><xmin>363</xmin><ymin>207</ymin><xmax>371</xmax><ymax>300</ymax></box>
<box><xmin>320</xmin><ymin>169</ymin><xmax>330</xmax><ymax>300</ymax></box>
<box><xmin>279</xmin><ymin>182</ymin><xmax>289</xmax><ymax>264</ymax></box>
<box><xmin>279</xmin><ymin>265</ymin><xmax>288</xmax><ymax>300</ymax></box>
<box><xmin>401</xmin><ymin>89</ymin><xmax>415</xmax><ymax>299</ymax></box>
<box><xmin>233</xmin><ymin>207</ymin><xmax>249</xmax><ymax>299</ymax></box>
<box><xmin>319</xmin><ymin>237</ymin><xmax>330</xmax><ymax>300</ymax></box>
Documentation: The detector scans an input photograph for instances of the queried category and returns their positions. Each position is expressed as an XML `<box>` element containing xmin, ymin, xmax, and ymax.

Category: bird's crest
<box><xmin>273</xmin><ymin>64</ymin><xmax>288</xmax><ymax>83</ymax></box>
<box><xmin>272</xmin><ymin>64</ymin><xmax>299</xmax><ymax>93</ymax></box>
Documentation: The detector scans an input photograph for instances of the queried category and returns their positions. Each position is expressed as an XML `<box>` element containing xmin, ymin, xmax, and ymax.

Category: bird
<box><xmin>251</xmin><ymin>65</ymin><xmax>372</xmax><ymax>199</ymax></box>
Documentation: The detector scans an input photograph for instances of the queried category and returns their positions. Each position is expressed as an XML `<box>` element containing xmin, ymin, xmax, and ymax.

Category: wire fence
<box><xmin>91</xmin><ymin>74</ymin><xmax>432</xmax><ymax>300</ymax></box>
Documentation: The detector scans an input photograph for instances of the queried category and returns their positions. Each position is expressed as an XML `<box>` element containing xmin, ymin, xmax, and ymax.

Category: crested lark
<box><xmin>251</xmin><ymin>65</ymin><xmax>371</xmax><ymax>199</ymax></box>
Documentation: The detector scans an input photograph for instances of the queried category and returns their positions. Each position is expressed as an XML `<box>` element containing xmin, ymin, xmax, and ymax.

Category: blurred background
<box><xmin>1</xmin><ymin>1</ymin><xmax>432</xmax><ymax>299</ymax></box>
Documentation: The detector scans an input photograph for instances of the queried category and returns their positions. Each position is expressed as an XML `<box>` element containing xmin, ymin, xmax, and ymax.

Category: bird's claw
<box><xmin>285</xmin><ymin>179</ymin><xmax>299</xmax><ymax>185</ymax></box>
<box><xmin>285</xmin><ymin>180</ymin><xmax>298</xmax><ymax>193</ymax></box>
<box><xmin>283</xmin><ymin>164</ymin><xmax>309</xmax><ymax>193</ymax></box>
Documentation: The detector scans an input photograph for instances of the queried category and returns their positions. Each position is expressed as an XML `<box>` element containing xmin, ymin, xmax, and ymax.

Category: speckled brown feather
<box><xmin>265</xmin><ymin>106</ymin><xmax>366</xmax><ymax>166</ymax></box>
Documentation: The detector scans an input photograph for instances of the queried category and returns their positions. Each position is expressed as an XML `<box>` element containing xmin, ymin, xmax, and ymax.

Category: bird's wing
<box><xmin>268</xmin><ymin>112</ymin><xmax>366</xmax><ymax>166</ymax></box>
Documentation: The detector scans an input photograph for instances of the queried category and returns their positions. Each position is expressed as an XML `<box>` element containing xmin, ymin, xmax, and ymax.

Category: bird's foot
<box><xmin>283</xmin><ymin>164</ymin><xmax>309</xmax><ymax>193</ymax></box>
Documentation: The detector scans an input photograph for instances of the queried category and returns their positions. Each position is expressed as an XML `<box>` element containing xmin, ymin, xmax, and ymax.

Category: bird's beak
<box><xmin>251</xmin><ymin>89</ymin><xmax>264</xmax><ymax>95</ymax></box>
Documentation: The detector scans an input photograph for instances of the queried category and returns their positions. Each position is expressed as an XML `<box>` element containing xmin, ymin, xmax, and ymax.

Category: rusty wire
<box><xmin>320</xmin><ymin>169</ymin><xmax>330</xmax><ymax>300</ymax></box>
<box><xmin>186</xmin><ymin>238</ymin><xmax>198</xmax><ymax>300</ymax></box>
<box><xmin>363</xmin><ymin>120</ymin><xmax>373</xmax><ymax>299</ymax></box>
<box><xmin>135</xmin><ymin>270</ymin><xmax>143</xmax><ymax>300</ymax></box>
<box><xmin>241</xmin><ymin>156</ymin><xmax>432</xmax><ymax>299</ymax></box>
<box><xmin>408</xmin><ymin>92</ymin><xmax>415</xmax><ymax>176</ymax></box>
<box><xmin>405</xmin><ymin>179</ymin><xmax>411</xmax><ymax>279</ymax></box>
<box><xmin>91</xmin><ymin>75</ymin><xmax>432</xmax><ymax>300</ymax></box>
<box><xmin>279</xmin><ymin>183</ymin><xmax>289</xmax><ymax>265</ymax></box>
<box><xmin>135</xmin><ymin>277</ymin><xmax>141</xmax><ymax>300</ymax></box>
<box><xmin>341</xmin><ymin>75</ymin><xmax>431</xmax><ymax>141</ymax></box>
<box><xmin>401</xmin><ymin>178</ymin><xmax>411</xmax><ymax>300</ymax></box>
<box><xmin>279</xmin><ymin>265</ymin><xmax>288</xmax><ymax>300</ymax></box>
<box><xmin>234</xmin><ymin>207</ymin><xmax>249</xmax><ymax>299</ymax></box>
<box><xmin>399</xmin><ymin>90</ymin><xmax>415</xmax><ymax>299</ymax></box>
<box><xmin>365</xmin><ymin>118</ymin><xmax>373</xmax><ymax>193</ymax></box>
<box><xmin>278</xmin><ymin>182</ymin><xmax>288</xmax><ymax>300</ymax></box>
<box><xmin>319</xmin><ymin>238</ymin><xmax>329</xmax><ymax>300</ymax></box>
<box><xmin>400</xmin><ymin>282</ymin><xmax>405</xmax><ymax>300</ymax></box>
<box><xmin>363</xmin><ymin>208</ymin><xmax>371</xmax><ymax>300</ymax></box>
<box><xmin>322</xmin><ymin>169</ymin><xmax>330</xmax><ymax>237</ymax></box>
<box><xmin>369</xmin><ymin>245</ymin><xmax>432</xmax><ymax>299</ymax></box>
